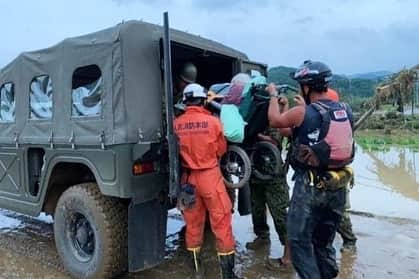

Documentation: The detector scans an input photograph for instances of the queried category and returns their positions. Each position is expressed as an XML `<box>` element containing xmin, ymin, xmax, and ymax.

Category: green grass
<box><xmin>379</xmin><ymin>104</ymin><xmax>398</xmax><ymax>112</ymax></box>
<box><xmin>356</xmin><ymin>130</ymin><xmax>419</xmax><ymax>150</ymax></box>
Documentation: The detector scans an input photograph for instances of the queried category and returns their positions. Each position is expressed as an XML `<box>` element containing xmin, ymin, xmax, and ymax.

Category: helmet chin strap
<box><xmin>300</xmin><ymin>84</ymin><xmax>312</xmax><ymax>104</ymax></box>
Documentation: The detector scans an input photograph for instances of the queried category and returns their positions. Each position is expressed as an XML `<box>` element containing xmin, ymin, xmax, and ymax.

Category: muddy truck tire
<box><xmin>53</xmin><ymin>183</ymin><xmax>128</xmax><ymax>279</ymax></box>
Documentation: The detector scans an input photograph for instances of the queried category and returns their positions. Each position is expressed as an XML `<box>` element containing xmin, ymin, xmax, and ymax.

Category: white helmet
<box><xmin>182</xmin><ymin>83</ymin><xmax>207</xmax><ymax>101</ymax></box>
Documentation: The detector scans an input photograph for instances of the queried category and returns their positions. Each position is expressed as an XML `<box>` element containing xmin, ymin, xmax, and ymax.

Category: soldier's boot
<box><xmin>245</xmin><ymin>236</ymin><xmax>270</xmax><ymax>250</ymax></box>
<box><xmin>341</xmin><ymin>241</ymin><xmax>357</xmax><ymax>253</ymax></box>
<box><xmin>218</xmin><ymin>252</ymin><xmax>241</xmax><ymax>279</ymax></box>
<box><xmin>188</xmin><ymin>248</ymin><xmax>205</xmax><ymax>278</ymax></box>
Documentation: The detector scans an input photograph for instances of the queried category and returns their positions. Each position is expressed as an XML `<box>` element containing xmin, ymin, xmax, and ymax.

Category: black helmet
<box><xmin>291</xmin><ymin>60</ymin><xmax>332</xmax><ymax>90</ymax></box>
<box><xmin>179</xmin><ymin>62</ymin><xmax>198</xmax><ymax>84</ymax></box>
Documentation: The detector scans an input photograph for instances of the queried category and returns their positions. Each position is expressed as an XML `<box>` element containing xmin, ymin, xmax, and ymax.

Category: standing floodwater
<box><xmin>352</xmin><ymin>146</ymin><xmax>419</xmax><ymax>219</ymax></box>
<box><xmin>0</xmin><ymin>146</ymin><xmax>418</xmax><ymax>278</ymax></box>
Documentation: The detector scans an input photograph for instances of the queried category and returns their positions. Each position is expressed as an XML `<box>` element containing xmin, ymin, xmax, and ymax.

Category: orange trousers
<box><xmin>182</xmin><ymin>167</ymin><xmax>235</xmax><ymax>253</ymax></box>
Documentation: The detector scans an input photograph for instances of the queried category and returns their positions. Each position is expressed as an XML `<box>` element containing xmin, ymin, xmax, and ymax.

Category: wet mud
<box><xmin>0</xmin><ymin>209</ymin><xmax>418</xmax><ymax>279</ymax></box>
<box><xmin>0</xmin><ymin>146</ymin><xmax>418</xmax><ymax>278</ymax></box>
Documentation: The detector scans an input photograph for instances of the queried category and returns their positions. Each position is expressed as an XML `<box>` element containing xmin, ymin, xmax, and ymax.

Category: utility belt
<box><xmin>306</xmin><ymin>167</ymin><xmax>354</xmax><ymax>192</ymax></box>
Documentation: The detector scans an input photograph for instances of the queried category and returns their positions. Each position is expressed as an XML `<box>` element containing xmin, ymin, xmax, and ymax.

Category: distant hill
<box><xmin>267</xmin><ymin>65</ymin><xmax>351</xmax><ymax>85</ymax></box>
<box><xmin>267</xmin><ymin>65</ymin><xmax>385</xmax><ymax>111</ymax></box>
<box><xmin>267</xmin><ymin>65</ymin><xmax>384</xmax><ymax>99</ymax></box>
<box><xmin>348</xmin><ymin>71</ymin><xmax>393</xmax><ymax>80</ymax></box>
<box><xmin>267</xmin><ymin>66</ymin><xmax>298</xmax><ymax>86</ymax></box>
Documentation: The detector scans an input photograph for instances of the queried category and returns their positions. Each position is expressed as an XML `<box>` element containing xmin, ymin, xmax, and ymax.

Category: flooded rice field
<box><xmin>0</xmin><ymin>146</ymin><xmax>418</xmax><ymax>278</ymax></box>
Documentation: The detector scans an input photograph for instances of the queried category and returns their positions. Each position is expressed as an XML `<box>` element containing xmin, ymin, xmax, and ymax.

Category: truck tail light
<box><xmin>133</xmin><ymin>161</ymin><xmax>156</xmax><ymax>175</ymax></box>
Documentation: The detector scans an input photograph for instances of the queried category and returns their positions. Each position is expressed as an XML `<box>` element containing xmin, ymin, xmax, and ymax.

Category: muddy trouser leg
<box><xmin>250</xmin><ymin>180</ymin><xmax>270</xmax><ymax>238</ymax></box>
<box><xmin>185</xmin><ymin>168</ymin><xmax>235</xmax><ymax>253</ymax></box>
<box><xmin>265</xmin><ymin>175</ymin><xmax>290</xmax><ymax>245</ymax></box>
<box><xmin>337</xmin><ymin>192</ymin><xmax>357</xmax><ymax>245</ymax></box>
<box><xmin>183</xmin><ymin>193</ymin><xmax>206</xmax><ymax>250</ymax></box>
<box><xmin>200</xmin><ymin>169</ymin><xmax>235</xmax><ymax>253</ymax></box>
<box><xmin>312</xmin><ymin>188</ymin><xmax>345</xmax><ymax>279</ymax></box>
<box><xmin>287</xmin><ymin>173</ymin><xmax>322</xmax><ymax>279</ymax></box>
<box><xmin>337</xmin><ymin>212</ymin><xmax>357</xmax><ymax>245</ymax></box>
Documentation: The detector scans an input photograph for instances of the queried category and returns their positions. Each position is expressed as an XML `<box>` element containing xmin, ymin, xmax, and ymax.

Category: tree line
<box><xmin>267</xmin><ymin>66</ymin><xmax>387</xmax><ymax>112</ymax></box>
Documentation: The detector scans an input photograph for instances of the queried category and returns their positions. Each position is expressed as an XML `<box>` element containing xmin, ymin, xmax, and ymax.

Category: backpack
<box><xmin>291</xmin><ymin>101</ymin><xmax>354</xmax><ymax>170</ymax></box>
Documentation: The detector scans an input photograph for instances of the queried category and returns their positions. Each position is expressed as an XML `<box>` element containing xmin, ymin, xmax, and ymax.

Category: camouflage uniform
<box><xmin>249</xmin><ymin>128</ymin><xmax>290</xmax><ymax>245</ymax></box>
<box><xmin>337</xmin><ymin>189</ymin><xmax>357</xmax><ymax>247</ymax></box>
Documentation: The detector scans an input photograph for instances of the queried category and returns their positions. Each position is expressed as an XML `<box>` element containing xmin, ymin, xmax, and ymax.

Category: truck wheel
<box><xmin>54</xmin><ymin>183</ymin><xmax>127</xmax><ymax>279</ymax></box>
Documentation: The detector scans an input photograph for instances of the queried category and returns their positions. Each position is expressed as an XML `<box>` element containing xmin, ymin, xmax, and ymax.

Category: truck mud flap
<box><xmin>128</xmin><ymin>198</ymin><xmax>168</xmax><ymax>272</ymax></box>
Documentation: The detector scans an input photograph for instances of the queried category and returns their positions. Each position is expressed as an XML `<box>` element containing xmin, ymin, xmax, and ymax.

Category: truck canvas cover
<box><xmin>0</xmin><ymin>20</ymin><xmax>248</xmax><ymax>146</ymax></box>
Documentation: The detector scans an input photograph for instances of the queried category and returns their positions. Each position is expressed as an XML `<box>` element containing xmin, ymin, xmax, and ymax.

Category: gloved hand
<box><xmin>177</xmin><ymin>183</ymin><xmax>196</xmax><ymax>210</ymax></box>
<box><xmin>207</xmin><ymin>91</ymin><xmax>224</xmax><ymax>103</ymax></box>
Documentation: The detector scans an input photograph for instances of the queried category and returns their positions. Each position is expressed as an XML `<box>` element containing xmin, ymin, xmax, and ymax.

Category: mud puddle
<box><xmin>0</xmin><ymin>209</ymin><xmax>418</xmax><ymax>279</ymax></box>
<box><xmin>0</xmin><ymin>146</ymin><xmax>418</xmax><ymax>278</ymax></box>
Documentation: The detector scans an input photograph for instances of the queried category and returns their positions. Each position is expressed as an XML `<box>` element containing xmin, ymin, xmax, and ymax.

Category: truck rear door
<box><xmin>240</xmin><ymin>60</ymin><xmax>268</xmax><ymax>76</ymax></box>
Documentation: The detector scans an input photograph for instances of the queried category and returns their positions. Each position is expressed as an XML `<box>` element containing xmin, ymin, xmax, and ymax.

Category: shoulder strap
<box><xmin>314</xmin><ymin>101</ymin><xmax>331</xmax><ymax>110</ymax></box>
<box><xmin>339</xmin><ymin>102</ymin><xmax>354</xmax><ymax>129</ymax></box>
<box><xmin>310</xmin><ymin>102</ymin><xmax>331</xmax><ymax>140</ymax></box>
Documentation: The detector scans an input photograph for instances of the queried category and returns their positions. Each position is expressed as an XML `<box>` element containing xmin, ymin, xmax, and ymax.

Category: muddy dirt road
<box><xmin>0</xmin><ymin>146</ymin><xmax>418</xmax><ymax>279</ymax></box>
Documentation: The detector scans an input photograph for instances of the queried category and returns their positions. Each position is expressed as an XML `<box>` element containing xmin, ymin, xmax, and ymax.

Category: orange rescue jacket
<box><xmin>174</xmin><ymin>106</ymin><xmax>227</xmax><ymax>170</ymax></box>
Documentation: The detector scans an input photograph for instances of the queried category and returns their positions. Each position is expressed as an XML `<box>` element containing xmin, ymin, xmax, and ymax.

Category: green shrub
<box><xmin>385</xmin><ymin>111</ymin><xmax>399</xmax><ymax>119</ymax></box>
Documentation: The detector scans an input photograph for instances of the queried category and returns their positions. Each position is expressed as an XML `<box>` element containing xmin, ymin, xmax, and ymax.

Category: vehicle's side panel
<box><xmin>0</xmin><ymin>148</ymin><xmax>24</xmax><ymax>199</ymax></box>
<box><xmin>0</xmin><ymin>143</ymin><xmax>166</xmax><ymax>216</ymax></box>
<box><xmin>0</xmin><ymin>149</ymin><xmax>32</xmax><ymax>215</ymax></box>
<box><xmin>120</xmin><ymin>22</ymin><xmax>163</xmax><ymax>144</ymax></box>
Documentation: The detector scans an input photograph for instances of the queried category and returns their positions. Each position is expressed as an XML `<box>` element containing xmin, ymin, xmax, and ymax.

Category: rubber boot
<box><xmin>245</xmin><ymin>236</ymin><xmax>270</xmax><ymax>250</ymax></box>
<box><xmin>189</xmin><ymin>248</ymin><xmax>205</xmax><ymax>278</ymax></box>
<box><xmin>218</xmin><ymin>253</ymin><xmax>239</xmax><ymax>279</ymax></box>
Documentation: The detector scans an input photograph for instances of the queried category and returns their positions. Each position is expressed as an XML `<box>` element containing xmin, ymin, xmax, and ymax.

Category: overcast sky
<box><xmin>1</xmin><ymin>0</ymin><xmax>418</xmax><ymax>74</ymax></box>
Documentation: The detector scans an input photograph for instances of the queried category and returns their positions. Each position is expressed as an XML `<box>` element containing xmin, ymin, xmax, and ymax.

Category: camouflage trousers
<box><xmin>337</xmin><ymin>189</ymin><xmax>357</xmax><ymax>245</ymax></box>
<box><xmin>250</xmin><ymin>175</ymin><xmax>290</xmax><ymax>245</ymax></box>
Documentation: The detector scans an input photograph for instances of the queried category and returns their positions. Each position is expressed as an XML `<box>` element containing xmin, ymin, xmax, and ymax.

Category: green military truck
<box><xmin>0</xmin><ymin>18</ymin><xmax>265</xmax><ymax>278</ymax></box>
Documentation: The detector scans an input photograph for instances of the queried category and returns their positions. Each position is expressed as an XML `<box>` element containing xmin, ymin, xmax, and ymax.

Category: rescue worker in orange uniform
<box><xmin>174</xmin><ymin>83</ymin><xmax>237</xmax><ymax>279</ymax></box>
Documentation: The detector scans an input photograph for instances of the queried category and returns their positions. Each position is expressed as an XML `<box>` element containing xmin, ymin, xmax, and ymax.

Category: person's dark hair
<box><xmin>185</xmin><ymin>97</ymin><xmax>205</xmax><ymax>106</ymax></box>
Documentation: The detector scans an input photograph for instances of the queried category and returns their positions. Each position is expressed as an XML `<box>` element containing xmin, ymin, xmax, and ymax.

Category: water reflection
<box><xmin>338</xmin><ymin>252</ymin><xmax>357</xmax><ymax>279</ymax></box>
<box><xmin>364</xmin><ymin>147</ymin><xmax>419</xmax><ymax>202</ymax></box>
<box><xmin>351</xmin><ymin>146</ymin><xmax>419</xmax><ymax>220</ymax></box>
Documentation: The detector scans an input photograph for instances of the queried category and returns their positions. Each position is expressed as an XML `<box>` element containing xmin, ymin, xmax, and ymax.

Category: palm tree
<box><xmin>355</xmin><ymin>66</ymin><xmax>418</xmax><ymax>130</ymax></box>
<box><xmin>376</xmin><ymin>68</ymin><xmax>417</xmax><ymax>113</ymax></box>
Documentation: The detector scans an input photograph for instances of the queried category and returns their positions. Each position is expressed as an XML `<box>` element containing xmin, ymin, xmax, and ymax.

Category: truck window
<box><xmin>72</xmin><ymin>65</ymin><xmax>102</xmax><ymax>117</ymax></box>
<box><xmin>0</xmin><ymin>82</ymin><xmax>15</xmax><ymax>123</ymax></box>
<box><xmin>30</xmin><ymin>75</ymin><xmax>53</xmax><ymax>120</ymax></box>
